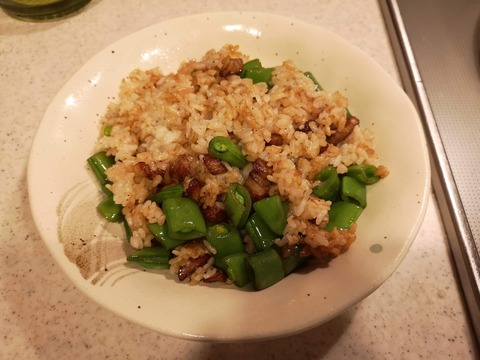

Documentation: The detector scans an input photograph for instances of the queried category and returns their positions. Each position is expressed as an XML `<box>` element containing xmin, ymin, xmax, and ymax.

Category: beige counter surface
<box><xmin>0</xmin><ymin>0</ymin><xmax>477</xmax><ymax>358</ymax></box>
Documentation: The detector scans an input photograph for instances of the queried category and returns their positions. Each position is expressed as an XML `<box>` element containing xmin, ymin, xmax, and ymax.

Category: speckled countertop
<box><xmin>0</xmin><ymin>0</ymin><xmax>478</xmax><ymax>358</ymax></box>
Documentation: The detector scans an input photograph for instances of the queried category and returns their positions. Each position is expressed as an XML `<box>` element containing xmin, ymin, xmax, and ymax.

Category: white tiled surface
<box><xmin>0</xmin><ymin>0</ymin><xmax>477</xmax><ymax>358</ymax></box>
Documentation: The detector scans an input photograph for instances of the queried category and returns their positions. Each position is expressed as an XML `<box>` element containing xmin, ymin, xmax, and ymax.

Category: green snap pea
<box><xmin>347</xmin><ymin>164</ymin><xmax>381</xmax><ymax>185</ymax></box>
<box><xmin>281</xmin><ymin>244</ymin><xmax>309</xmax><ymax>275</ymax></box>
<box><xmin>245</xmin><ymin>212</ymin><xmax>277</xmax><ymax>251</ymax></box>
<box><xmin>206</xmin><ymin>223</ymin><xmax>245</xmax><ymax>269</ymax></box>
<box><xmin>150</xmin><ymin>184</ymin><xmax>184</xmax><ymax>205</ymax></box>
<box><xmin>312</xmin><ymin>166</ymin><xmax>340</xmax><ymax>201</ymax></box>
<box><xmin>223</xmin><ymin>252</ymin><xmax>250</xmax><ymax>288</ymax></box>
<box><xmin>225</xmin><ymin>183</ymin><xmax>252</xmax><ymax>228</ymax></box>
<box><xmin>147</xmin><ymin>222</ymin><xmax>186</xmax><ymax>250</ymax></box>
<box><xmin>304</xmin><ymin>71</ymin><xmax>323</xmax><ymax>91</ymax></box>
<box><xmin>241</xmin><ymin>59</ymin><xmax>262</xmax><ymax>76</ymax></box>
<box><xmin>245</xmin><ymin>248</ymin><xmax>285</xmax><ymax>290</ymax></box>
<box><xmin>303</xmin><ymin>71</ymin><xmax>351</xmax><ymax>118</ymax></box>
<box><xmin>123</xmin><ymin>220</ymin><xmax>133</xmax><ymax>241</ymax></box>
<box><xmin>253</xmin><ymin>195</ymin><xmax>287</xmax><ymax>236</ymax></box>
<box><xmin>162</xmin><ymin>197</ymin><xmax>206</xmax><ymax>240</ymax></box>
<box><xmin>341</xmin><ymin>176</ymin><xmax>367</xmax><ymax>208</ymax></box>
<box><xmin>96</xmin><ymin>197</ymin><xmax>123</xmax><ymax>222</ymax></box>
<box><xmin>243</xmin><ymin>67</ymin><xmax>274</xmax><ymax>85</ymax></box>
<box><xmin>208</xmin><ymin>136</ymin><xmax>247</xmax><ymax>168</ymax></box>
<box><xmin>127</xmin><ymin>247</ymin><xmax>170</xmax><ymax>270</ymax></box>
<box><xmin>325</xmin><ymin>201</ymin><xmax>363</xmax><ymax>231</ymax></box>
<box><xmin>241</xmin><ymin>58</ymin><xmax>274</xmax><ymax>86</ymax></box>
<box><xmin>87</xmin><ymin>151</ymin><xmax>115</xmax><ymax>185</ymax></box>
<box><xmin>101</xmin><ymin>184</ymin><xmax>113</xmax><ymax>197</ymax></box>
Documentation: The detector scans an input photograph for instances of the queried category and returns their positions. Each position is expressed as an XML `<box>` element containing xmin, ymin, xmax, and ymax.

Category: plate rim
<box><xmin>27</xmin><ymin>11</ymin><xmax>431</xmax><ymax>341</ymax></box>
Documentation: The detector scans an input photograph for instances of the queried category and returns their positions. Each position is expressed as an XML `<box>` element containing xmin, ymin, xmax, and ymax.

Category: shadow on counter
<box><xmin>195</xmin><ymin>312</ymin><xmax>353</xmax><ymax>359</ymax></box>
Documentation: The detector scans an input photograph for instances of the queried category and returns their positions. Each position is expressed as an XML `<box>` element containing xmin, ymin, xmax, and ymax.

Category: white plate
<box><xmin>28</xmin><ymin>12</ymin><xmax>430</xmax><ymax>341</ymax></box>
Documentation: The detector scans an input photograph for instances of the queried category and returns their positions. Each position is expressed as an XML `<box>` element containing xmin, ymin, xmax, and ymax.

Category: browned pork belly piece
<box><xmin>203</xmin><ymin>154</ymin><xmax>228</xmax><ymax>175</ymax></box>
<box><xmin>133</xmin><ymin>161</ymin><xmax>164</xmax><ymax>180</ymax></box>
<box><xmin>201</xmin><ymin>203</ymin><xmax>227</xmax><ymax>224</ymax></box>
<box><xmin>202</xmin><ymin>269</ymin><xmax>227</xmax><ymax>283</ymax></box>
<box><xmin>297</xmin><ymin>121</ymin><xmax>312</xmax><ymax>133</ymax></box>
<box><xmin>219</xmin><ymin>56</ymin><xmax>244</xmax><ymax>77</ymax></box>
<box><xmin>185</xmin><ymin>178</ymin><xmax>204</xmax><ymax>202</ymax></box>
<box><xmin>169</xmin><ymin>154</ymin><xmax>195</xmax><ymax>182</ymax></box>
<box><xmin>244</xmin><ymin>159</ymin><xmax>273</xmax><ymax>202</ymax></box>
<box><xmin>177</xmin><ymin>254</ymin><xmax>211</xmax><ymax>281</ymax></box>
<box><xmin>266</xmin><ymin>133</ymin><xmax>284</xmax><ymax>146</ymax></box>
<box><xmin>327</xmin><ymin>116</ymin><xmax>360</xmax><ymax>145</ymax></box>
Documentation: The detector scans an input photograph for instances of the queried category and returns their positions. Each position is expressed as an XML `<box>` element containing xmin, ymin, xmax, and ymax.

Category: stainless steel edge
<box><xmin>379</xmin><ymin>0</ymin><xmax>480</xmax><ymax>345</ymax></box>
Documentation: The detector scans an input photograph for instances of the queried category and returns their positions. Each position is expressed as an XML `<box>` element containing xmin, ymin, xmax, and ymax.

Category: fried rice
<box><xmin>93</xmin><ymin>44</ymin><xmax>388</xmax><ymax>285</ymax></box>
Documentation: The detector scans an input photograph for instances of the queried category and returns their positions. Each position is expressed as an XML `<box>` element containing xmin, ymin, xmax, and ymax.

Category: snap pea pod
<box><xmin>304</xmin><ymin>71</ymin><xmax>323</xmax><ymax>91</ymax></box>
<box><xmin>127</xmin><ymin>247</ymin><xmax>170</xmax><ymax>270</ymax></box>
<box><xmin>96</xmin><ymin>197</ymin><xmax>123</xmax><ymax>222</ymax></box>
<box><xmin>243</xmin><ymin>67</ymin><xmax>274</xmax><ymax>85</ymax></box>
<box><xmin>341</xmin><ymin>176</ymin><xmax>367</xmax><ymax>208</ymax></box>
<box><xmin>87</xmin><ymin>151</ymin><xmax>115</xmax><ymax>186</ymax></box>
<box><xmin>253</xmin><ymin>195</ymin><xmax>287</xmax><ymax>236</ymax></box>
<box><xmin>147</xmin><ymin>222</ymin><xmax>186</xmax><ymax>250</ymax></box>
<box><xmin>303</xmin><ymin>71</ymin><xmax>351</xmax><ymax>118</ymax></box>
<box><xmin>224</xmin><ymin>183</ymin><xmax>252</xmax><ymax>228</ymax></box>
<box><xmin>245</xmin><ymin>248</ymin><xmax>285</xmax><ymax>290</ymax></box>
<box><xmin>347</xmin><ymin>164</ymin><xmax>381</xmax><ymax>185</ymax></box>
<box><xmin>149</xmin><ymin>184</ymin><xmax>184</xmax><ymax>205</ymax></box>
<box><xmin>241</xmin><ymin>58</ymin><xmax>262</xmax><ymax>76</ymax></box>
<box><xmin>208</xmin><ymin>136</ymin><xmax>247</xmax><ymax>168</ymax></box>
<box><xmin>223</xmin><ymin>252</ymin><xmax>250</xmax><ymax>288</ymax></box>
<box><xmin>241</xmin><ymin>58</ymin><xmax>274</xmax><ymax>85</ymax></box>
<box><xmin>162</xmin><ymin>197</ymin><xmax>206</xmax><ymax>240</ymax></box>
<box><xmin>206</xmin><ymin>223</ymin><xmax>245</xmax><ymax>269</ymax></box>
<box><xmin>281</xmin><ymin>244</ymin><xmax>309</xmax><ymax>275</ymax></box>
<box><xmin>245</xmin><ymin>212</ymin><xmax>277</xmax><ymax>251</ymax></box>
<box><xmin>312</xmin><ymin>166</ymin><xmax>340</xmax><ymax>201</ymax></box>
<box><xmin>123</xmin><ymin>219</ymin><xmax>133</xmax><ymax>241</ymax></box>
<box><xmin>101</xmin><ymin>184</ymin><xmax>113</xmax><ymax>197</ymax></box>
<box><xmin>325</xmin><ymin>201</ymin><xmax>363</xmax><ymax>231</ymax></box>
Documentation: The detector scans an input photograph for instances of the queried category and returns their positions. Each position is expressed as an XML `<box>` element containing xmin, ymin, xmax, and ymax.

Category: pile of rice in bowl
<box><xmin>89</xmin><ymin>44</ymin><xmax>388</xmax><ymax>290</ymax></box>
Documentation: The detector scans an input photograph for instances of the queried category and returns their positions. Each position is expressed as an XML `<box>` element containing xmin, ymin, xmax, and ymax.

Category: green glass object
<box><xmin>0</xmin><ymin>0</ymin><xmax>91</xmax><ymax>21</ymax></box>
